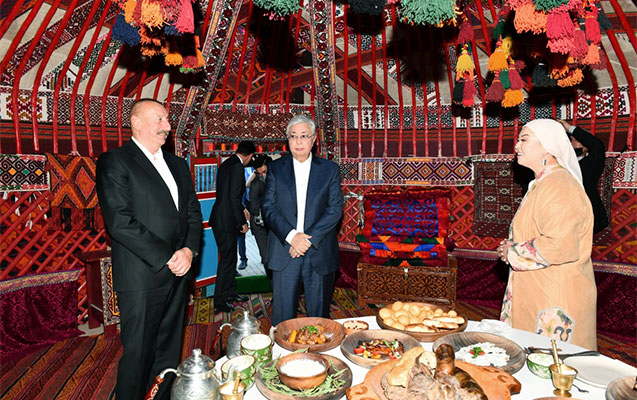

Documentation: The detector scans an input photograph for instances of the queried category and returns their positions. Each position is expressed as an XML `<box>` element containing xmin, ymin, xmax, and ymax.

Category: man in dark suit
<box><xmin>558</xmin><ymin>120</ymin><xmax>609</xmax><ymax>233</ymax></box>
<box><xmin>262</xmin><ymin>115</ymin><xmax>344</xmax><ymax>325</ymax></box>
<box><xmin>96</xmin><ymin>99</ymin><xmax>202</xmax><ymax>400</ymax></box>
<box><xmin>248</xmin><ymin>154</ymin><xmax>272</xmax><ymax>279</ymax></box>
<box><xmin>210</xmin><ymin>141</ymin><xmax>256</xmax><ymax>313</ymax></box>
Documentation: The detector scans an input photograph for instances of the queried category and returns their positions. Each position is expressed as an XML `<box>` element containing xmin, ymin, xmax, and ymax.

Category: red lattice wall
<box><xmin>1</xmin><ymin>191</ymin><xmax>108</xmax><ymax>324</ymax></box>
<box><xmin>339</xmin><ymin>185</ymin><xmax>636</xmax><ymax>265</ymax></box>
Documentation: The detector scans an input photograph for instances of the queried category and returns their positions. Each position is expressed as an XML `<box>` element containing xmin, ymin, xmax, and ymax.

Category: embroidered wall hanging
<box><xmin>0</xmin><ymin>154</ymin><xmax>48</xmax><ymax>191</ymax></box>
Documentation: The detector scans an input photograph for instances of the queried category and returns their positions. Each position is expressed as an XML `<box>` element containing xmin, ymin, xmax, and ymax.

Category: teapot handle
<box><xmin>211</xmin><ymin>325</ymin><xmax>229</xmax><ymax>356</ymax></box>
<box><xmin>143</xmin><ymin>368</ymin><xmax>177</xmax><ymax>400</ymax></box>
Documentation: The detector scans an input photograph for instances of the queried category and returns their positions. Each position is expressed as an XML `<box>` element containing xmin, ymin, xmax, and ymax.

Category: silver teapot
<box><xmin>220</xmin><ymin>309</ymin><xmax>261</xmax><ymax>357</ymax></box>
<box><xmin>150</xmin><ymin>348</ymin><xmax>221</xmax><ymax>400</ymax></box>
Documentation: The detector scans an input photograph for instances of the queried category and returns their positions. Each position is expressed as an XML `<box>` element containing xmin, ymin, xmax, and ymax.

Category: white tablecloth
<box><xmin>216</xmin><ymin>316</ymin><xmax>629</xmax><ymax>399</ymax></box>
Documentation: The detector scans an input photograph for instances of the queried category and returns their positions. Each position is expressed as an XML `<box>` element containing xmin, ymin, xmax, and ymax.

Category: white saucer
<box><xmin>564</xmin><ymin>356</ymin><xmax>637</xmax><ymax>388</ymax></box>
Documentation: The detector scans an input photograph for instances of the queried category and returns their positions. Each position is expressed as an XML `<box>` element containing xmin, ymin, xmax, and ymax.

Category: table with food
<box><xmin>215</xmin><ymin>302</ymin><xmax>637</xmax><ymax>400</ymax></box>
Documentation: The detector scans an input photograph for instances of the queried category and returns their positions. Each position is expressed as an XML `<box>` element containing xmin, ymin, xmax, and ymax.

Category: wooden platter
<box><xmin>340</xmin><ymin>329</ymin><xmax>421</xmax><ymax>368</ymax></box>
<box><xmin>347</xmin><ymin>356</ymin><xmax>521</xmax><ymax>400</ymax></box>
<box><xmin>376</xmin><ymin>302</ymin><xmax>468</xmax><ymax>342</ymax></box>
<box><xmin>273</xmin><ymin>317</ymin><xmax>346</xmax><ymax>352</ymax></box>
<box><xmin>433</xmin><ymin>331</ymin><xmax>526</xmax><ymax>374</ymax></box>
<box><xmin>256</xmin><ymin>354</ymin><xmax>352</xmax><ymax>400</ymax></box>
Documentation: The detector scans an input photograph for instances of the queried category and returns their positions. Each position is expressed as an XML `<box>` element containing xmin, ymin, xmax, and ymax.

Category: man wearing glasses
<box><xmin>262</xmin><ymin>115</ymin><xmax>344</xmax><ymax>325</ymax></box>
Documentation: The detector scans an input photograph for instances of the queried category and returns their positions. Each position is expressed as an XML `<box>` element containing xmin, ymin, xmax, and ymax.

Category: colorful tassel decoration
<box><xmin>501</xmin><ymin>36</ymin><xmax>514</xmax><ymax>57</ymax></box>
<box><xmin>532</xmin><ymin>63</ymin><xmax>557</xmax><ymax>86</ymax></box>
<box><xmin>508</xmin><ymin>65</ymin><xmax>525</xmax><ymax>90</ymax></box>
<box><xmin>546</xmin><ymin>9</ymin><xmax>574</xmax><ymax>40</ymax></box>
<box><xmin>348</xmin><ymin>0</ymin><xmax>386</xmax><ymax>15</ymax></box>
<box><xmin>112</xmin><ymin>14</ymin><xmax>141</xmax><ymax>46</ymax></box>
<box><xmin>585</xmin><ymin>8</ymin><xmax>601</xmax><ymax>43</ymax></box>
<box><xmin>534</xmin><ymin>0</ymin><xmax>569</xmax><ymax>12</ymax></box>
<box><xmin>486</xmin><ymin>76</ymin><xmax>505</xmax><ymax>102</ymax></box>
<box><xmin>453</xmin><ymin>81</ymin><xmax>465</xmax><ymax>104</ymax></box>
<box><xmin>400</xmin><ymin>0</ymin><xmax>458</xmax><ymax>26</ymax></box>
<box><xmin>253</xmin><ymin>0</ymin><xmax>301</xmax><ymax>17</ymax></box>
<box><xmin>488</xmin><ymin>43</ymin><xmax>509</xmax><ymax>72</ymax></box>
<box><xmin>596</xmin><ymin>4</ymin><xmax>612</xmax><ymax>31</ymax></box>
<box><xmin>165</xmin><ymin>50</ymin><xmax>183</xmax><ymax>66</ymax></box>
<box><xmin>174</xmin><ymin>0</ymin><xmax>194</xmax><ymax>34</ymax></box>
<box><xmin>557</xmin><ymin>68</ymin><xmax>583</xmax><ymax>87</ymax></box>
<box><xmin>582</xmin><ymin>42</ymin><xmax>600</xmax><ymax>65</ymax></box>
<box><xmin>457</xmin><ymin>18</ymin><xmax>474</xmax><ymax>44</ymax></box>
<box><xmin>502</xmin><ymin>89</ymin><xmax>524</xmax><ymax>107</ymax></box>
<box><xmin>570</xmin><ymin>23</ymin><xmax>588</xmax><ymax>59</ymax></box>
<box><xmin>548</xmin><ymin>36</ymin><xmax>574</xmax><ymax>54</ymax></box>
<box><xmin>508</xmin><ymin>0</ymin><xmax>531</xmax><ymax>10</ymax></box>
<box><xmin>500</xmin><ymin>69</ymin><xmax>511</xmax><ymax>89</ymax></box>
<box><xmin>140</xmin><ymin>0</ymin><xmax>165</xmax><ymax>28</ymax></box>
<box><xmin>124</xmin><ymin>0</ymin><xmax>137</xmax><ymax>24</ymax></box>
<box><xmin>566</xmin><ymin>0</ymin><xmax>582</xmax><ymax>12</ymax></box>
<box><xmin>514</xmin><ymin>3</ymin><xmax>547</xmax><ymax>34</ymax></box>
<box><xmin>549</xmin><ymin>63</ymin><xmax>569</xmax><ymax>79</ymax></box>
<box><xmin>492</xmin><ymin>7</ymin><xmax>511</xmax><ymax>39</ymax></box>
<box><xmin>463</xmin><ymin>80</ymin><xmax>477</xmax><ymax>107</ymax></box>
<box><xmin>456</xmin><ymin>46</ymin><xmax>475</xmax><ymax>78</ymax></box>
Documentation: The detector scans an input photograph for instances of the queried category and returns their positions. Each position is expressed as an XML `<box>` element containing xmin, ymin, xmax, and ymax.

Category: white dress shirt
<box><xmin>132</xmin><ymin>137</ymin><xmax>179</xmax><ymax>211</ymax></box>
<box><xmin>285</xmin><ymin>154</ymin><xmax>312</xmax><ymax>244</ymax></box>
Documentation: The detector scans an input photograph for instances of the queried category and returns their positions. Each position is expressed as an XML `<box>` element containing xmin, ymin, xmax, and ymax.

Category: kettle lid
<box><xmin>178</xmin><ymin>348</ymin><xmax>216</xmax><ymax>374</ymax></box>
<box><xmin>231</xmin><ymin>309</ymin><xmax>260</xmax><ymax>331</ymax></box>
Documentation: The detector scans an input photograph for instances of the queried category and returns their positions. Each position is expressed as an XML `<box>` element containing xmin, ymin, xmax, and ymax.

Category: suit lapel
<box><xmin>282</xmin><ymin>156</ymin><xmax>297</xmax><ymax>206</ymax></box>
<box><xmin>305</xmin><ymin>156</ymin><xmax>322</xmax><ymax>219</ymax></box>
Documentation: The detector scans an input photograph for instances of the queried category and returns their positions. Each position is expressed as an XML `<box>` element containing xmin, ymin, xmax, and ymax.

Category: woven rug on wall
<box><xmin>0</xmin><ymin>154</ymin><xmax>48</xmax><ymax>191</ymax></box>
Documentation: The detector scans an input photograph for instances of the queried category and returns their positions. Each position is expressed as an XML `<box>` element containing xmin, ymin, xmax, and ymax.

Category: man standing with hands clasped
<box><xmin>210</xmin><ymin>141</ymin><xmax>256</xmax><ymax>313</ymax></box>
<box><xmin>262</xmin><ymin>115</ymin><xmax>344</xmax><ymax>325</ymax></box>
<box><xmin>96</xmin><ymin>99</ymin><xmax>202</xmax><ymax>400</ymax></box>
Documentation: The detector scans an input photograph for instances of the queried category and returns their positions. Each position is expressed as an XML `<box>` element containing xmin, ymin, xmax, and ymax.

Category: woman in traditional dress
<box><xmin>497</xmin><ymin>119</ymin><xmax>597</xmax><ymax>349</ymax></box>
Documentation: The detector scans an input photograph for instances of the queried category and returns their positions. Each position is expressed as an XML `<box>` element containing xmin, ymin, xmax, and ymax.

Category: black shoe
<box><xmin>214</xmin><ymin>301</ymin><xmax>233</xmax><ymax>313</ymax></box>
<box><xmin>238</xmin><ymin>260</ymin><xmax>248</xmax><ymax>270</ymax></box>
<box><xmin>227</xmin><ymin>293</ymin><xmax>249</xmax><ymax>302</ymax></box>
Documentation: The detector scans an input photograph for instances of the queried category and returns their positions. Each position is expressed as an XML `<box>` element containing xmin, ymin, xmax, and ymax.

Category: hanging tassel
<box><xmin>112</xmin><ymin>14</ymin><xmax>141</xmax><ymax>46</ymax></box>
<box><xmin>124</xmin><ymin>0</ymin><xmax>137</xmax><ymax>24</ymax></box>
<box><xmin>140</xmin><ymin>0</ymin><xmax>164</xmax><ymax>28</ymax></box>
<box><xmin>253</xmin><ymin>0</ymin><xmax>301</xmax><ymax>17</ymax></box>
<box><xmin>570</xmin><ymin>23</ymin><xmax>588</xmax><ymax>59</ymax></box>
<box><xmin>502</xmin><ymin>89</ymin><xmax>524</xmax><ymax>107</ymax></box>
<box><xmin>557</xmin><ymin>68</ymin><xmax>583</xmax><ymax>87</ymax></box>
<box><xmin>133</xmin><ymin>0</ymin><xmax>143</xmax><ymax>25</ymax></box>
<box><xmin>566</xmin><ymin>0</ymin><xmax>582</xmax><ymax>12</ymax></box>
<box><xmin>488</xmin><ymin>44</ymin><xmax>509</xmax><ymax>72</ymax></box>
<box><xmin>546</xmin><ymin>9</ymin><xmax>574</xmax><ymax>39</ymax></box>
<box><xmin>508</xmin><ymin>65</ymin><xmax>524</xmax><ymax>90</ymax></box>
<box><xmin>456</xmin><ymin>47</ymin><xmax>475</xmax><ymax>78</ymax></box>
<box><xmin>514</xmin><ymin>3</ymin><xmax>547</xmax><ymax>34</ymax></box>
<box><xmin>463</xmin><ymin>79</ymin><xmax>477</xmax><ymax>107</ymax></box>
<box><xmin>548</xmin><ymin>36</ymin><xmax>574</xmax><ymax>54</ymax></box>
<box><xmin>500</xmin><ymin>68</ymin><xmax>511</xmax><ymax>89</ymax></box>
<box><xmin>348</xmin><ymin>0</ymin><xmax>386</xmax><ymax>16</ymax></box>
<box><xmin>549</xmin><ymin>62</ymin><xmax>569</xmax><ymax>79</ymax></box>
<box><xmin>164</xmin><ymin>39</ymin><xmax>182</xmax><ymax>66</ymax></box>
<box><xmin>400</xmin><ymin>0</ymin><xmax>457</xmax><ymax>26</ymax></box>
<box><xmin>534</xmin><ymin>0</ymin><xmax>568</xmax><ymax>12</ymax></box>
<box><xmin>585</xmin><ymin>9</ymin><xmax>601</xmax><ymax>43</ymax></box>
<box><xmin>458</xmin><ymin>18</ymin><xmax>474</xmax><ymax>44</ymax></box>
<box><xmin>453</xmin><ymin>81</ymin><xmax>465</xmax><ymax>104</ymax></box>
<box><xmin>175</xmin><ymin>0</ymin><xmax>195</xmax><ymax>33</ymax></box>
<box><xmin>532</xmin><ymin>63</ymin><xmax>557</xmax><ymax>86</ymax></box>
<box><xmin>596</xmin><ymin>4</ymin><xmax>612</xmax><ymax>31</ymax></box>
<box><xmin>486</xmin><ymin>76</ymin><xmax>505</xmax><ymax>102</ymax></box>
<box><xmin>164</xmin><ymin>23</ymin><xmax>183</xmax><ymax>36</ymax></box>
<box><xmin>508</xmin><ymin>0</ymin><xmax>531</xmax><ymax>10</ymax></box>
<box><xmin>582</xmin><ymin>42</ymin><xmax>600</xmax><ymax>65</ymax></box>
<box><xmin>501</xmin><ymin>36</ymin><xmax>514</xmax><ymax>57</ymax></box>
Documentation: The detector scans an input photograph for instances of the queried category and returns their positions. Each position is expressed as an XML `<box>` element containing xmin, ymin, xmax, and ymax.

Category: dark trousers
<box><xmin>250</xmin><ymin>223</ymin><xmax>270</xmax><ymax>278</ymax></box>
<box><xmin>115</xmin><ymin>277</ymin><xmax>188</xmax><ymax>400</ymax></box>
<box><xmin>213</xmin><ymin>227</ymin><xmax>238</xmax><ymax>304</ymax></box>
<box><xmin>271</xmin><ymin>257</ymin><xmax>335</xmax><ymax>325</ymax></box>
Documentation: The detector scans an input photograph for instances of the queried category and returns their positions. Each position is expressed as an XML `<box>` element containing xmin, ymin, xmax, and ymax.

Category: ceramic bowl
<box><xmin>240</xmin><ymin>334</ymin><xmax>273</xmax><ymax>369</ymax></box>
<box><xmin>276</xmin><ymin>352</ymin><xmax>329</xmax><ymax>390</ymax></box>
<box><xmin>221</xmin><ymin>355</ymin><xmax>256</xmax><ymax>390</ymax></box>
<box><xmin>527</xmin><ymin>352</ymin><xmax>554</xmax><ymax>379</ymax></box>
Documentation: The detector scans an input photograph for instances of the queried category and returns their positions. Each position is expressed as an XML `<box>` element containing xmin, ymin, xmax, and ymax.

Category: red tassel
<box><xmin>508</xmin><ymin>66</ymin><xmax>525</xmax><ymax>90</ymax></box>
<box><xmin>463</xmin><ymin>80</ymin><xmax>477</xmax><ymax>106</ymax></box>
<box><xmin>566</xmin><ymin>0</ymin><xmax>582</xmax><ymax>11</ymax></box>
<box><xmin>486</xmin><ymin>77</ymin><xmax>505</xmax><ymax>102</ymax></box>
<box><xmin>585</xmin><ymin>10</ymin><xmax>601</xmax><ymax>43</ymax></box>
<box><xmin>175</xmin><ymin>0</ymin><xmax>194</xmax><ymax>34</ymax></box>
<box><xmin>458</xmin><ymin>19</ymin><xmax>474</xmax><ymax>44</ymax></box>
<box><xmin>508</xmin><ymin>0</ymin><xmax>531</xmax><ymax>10</ymax></box>
<box><xmin>546</xmin><ymin>10</ymin><xmax>574</xmax><ymax>39</ymax></box>
<box><xmin>570</xmin><ymin>25</ymin><xmax>588</xmax><ymax>59</ymax></box>
<box><xmin>133</xmin><ymin>0</ymin><xmax>143</xmax><ymax>25</ymax></box>
<box><xmin>548</xmin><ymin>36</ymin><xmax>574</xmax><ymax>54</ymax></box>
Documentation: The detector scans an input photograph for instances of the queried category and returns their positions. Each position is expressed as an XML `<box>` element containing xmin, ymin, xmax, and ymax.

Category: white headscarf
<box><xmin>524</xmin><ymin>119</ymin><xmax>583</xmax><ymax>188</ymax></box>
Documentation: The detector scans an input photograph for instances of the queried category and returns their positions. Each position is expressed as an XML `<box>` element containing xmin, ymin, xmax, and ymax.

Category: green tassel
<box><xmin>500</xmin><ymin>69</ymin><xmax>511</xmax><ymax>89</ymax></box>
<box><xmin>492</xmin><ymin>19</ymin><xmax>506</xmax><ymax>39</ymax></box>
<box><xmin>534</xmin><ymin>0</ymin><xmax>569</xmax><ymax>12</ymax></box>
<box><xmin>253</xmin><ymin>0</ymin><xmax>300</xmax><ymax>16</ymax></box>
<box><xmin>401</xmin><ymin>0</ymin><xmax>456</xmax><ymax>26</ymax></box>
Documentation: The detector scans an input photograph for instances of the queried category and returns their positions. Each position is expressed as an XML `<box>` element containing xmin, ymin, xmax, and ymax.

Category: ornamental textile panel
<box><xmin>0</xmin><ymin>154</ymin><xmax>48</xmax><ymax>191</ymax></box>
<box><xmin>203</xmin><ymin>109</ymin><xmax>292</xmax><ymax>141</ymax></box>
<box><xmin>0</xmin><ymin>269</ymin><xmax>83</xmax><ymax>363</ymax></box>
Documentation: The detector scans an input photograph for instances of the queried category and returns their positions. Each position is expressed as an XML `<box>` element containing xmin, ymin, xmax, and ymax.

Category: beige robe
<box><xmin>504</xmin><ymin>167</ymin><xmax>597</xmax><ymax>350</ymax></box>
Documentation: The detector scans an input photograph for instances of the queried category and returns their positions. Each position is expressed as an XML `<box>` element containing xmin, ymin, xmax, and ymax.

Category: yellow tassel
<box><xmin>124</xmin><ymin>0</ymin><xmax>137</xmax><ymax>24</ymax></box>
<box><xmin>501</xmin><ymin>36</ymin><xmax>513</xmax><ymax>58</ymax></box>
<box><xmin>456</xmin><ymin>51</ymin><xmax>475</xmax><ymax>79</ymax></box>
<box><xmin>488</xmin><ymin>47</ymin><xmax>509</xmax><ymax>72</ymax></box>
<box><xmin>140</xmin><ymin>0</ymin><xmax>164</xmax><ymax>28</ymax></box>
<box><xmin>165</xmin><ymin>52</ymin><xmax>183</xmax><ymax>66</ymax></box>
<box><xmin>196</xmin><ymin>49</ymin><xmax>205</xmax><ymax>68</ymax></box>
<box><xmin>502</xmin><ymin>89</ymin><xmax>524</xmax><ymax>107</ymax></box>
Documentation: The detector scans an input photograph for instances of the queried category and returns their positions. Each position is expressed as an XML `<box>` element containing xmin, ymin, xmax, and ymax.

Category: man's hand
<box><xmin>557</xmin><ymin>120</ymin><xmax>572</xmax><ymax>132</ymax></box>
<box><xmin>243</xmin><ymin>209</ymin><xmax>250</xmax><ymax>220</ymax></box>
<box><xmin>240</xmin><ymin>223</ymin><xmax>249</xmax><ymax>234</ymax></box>
<box><xmin>167</xmin><ymin>247</ymin><xmax>193</xmax><ymax>276</ymax></box>
<box><xmin>290</xmin><ymin>232</ymin><xmax>312</xmax><ymax>257</ymax></box>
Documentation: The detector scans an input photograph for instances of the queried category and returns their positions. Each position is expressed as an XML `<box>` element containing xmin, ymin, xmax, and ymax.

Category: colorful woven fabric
<box><xmin>46</xmin><ymin>153</ymin><xmax>98</xmax><ymax>208</ymax></box>
<box><xmin>611</xmin><ymin>151</ymin><xmax>637</xmax><ymax>189</ymax></box>
<box><xmin>99</xmin><ymin>258</ymin><xmax>119</xmax><ymax>326</ymax></box>
<box><xmin>472</xmin><ymin>159</ymin><xmax>525</xmax><ymax>237</ymax></box>
<box><xmin>203</xmin><ymin>109</ymin><xmax>293</xmax><ymax>141</ymax></box>
<box><xmin>0</xmin><ymin>154</ymin><xmax>48</xmax><ymax>191</ymax></box>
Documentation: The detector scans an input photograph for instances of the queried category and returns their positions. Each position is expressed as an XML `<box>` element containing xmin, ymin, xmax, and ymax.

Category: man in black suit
<box><xmin>210</xmin><ymin>141</ymin><xmax>256</xmax><ymax>313</ymax></box>
<box><xmin>558</xmin><ymin>120</ymin><xmax>609</xmax><ymax>233</ymax></box>
<box><xmin>248</xmin><ymin>154</ymin><xmax>272</xmax><ymax>279</ymax></box>
<box><xmin>96</xmin><ymin>99</ymin><xmax>202</xmax><ymax>400</ymax></box>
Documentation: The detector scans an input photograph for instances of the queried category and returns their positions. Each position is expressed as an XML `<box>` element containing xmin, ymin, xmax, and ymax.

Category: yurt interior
<box><xmin>1</xmin><ymin>0</ymin><xmax>635</xmax><ymax>398</ymax></box>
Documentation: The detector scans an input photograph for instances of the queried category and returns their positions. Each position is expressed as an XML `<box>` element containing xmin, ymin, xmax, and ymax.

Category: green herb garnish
<box><xmin>301</xmin><ymin>325</ymin><xmax>319</xmax><ymax>334</ymax></box>
<box><xmin>260</xmin><ymin>358</ymin><xmax>346</xmax><ymax>397</ymax></box>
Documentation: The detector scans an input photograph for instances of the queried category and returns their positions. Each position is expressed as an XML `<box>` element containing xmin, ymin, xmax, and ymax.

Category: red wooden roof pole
<box><xmin>343</xmin><ymin>4</ymin><xmax>349</xmax><ymax>157</ymax></box>
<box><xmin>484</xmin><ymin>0</ymin><xmax>499</xmax><ymax>21</ymax></box>
<box><xmin>285</xmin><ymin>7</ymin><xmax>303</xmax><ymax>113</ymax></box>
<box><xmin>242</xmin><ymin>22</ymin><xmax>260</xmax><ymax>111</ymax></box>
<box><xmin>417</xmin><ymin>29</ymin><xmax>430</xmax><ymax>156</ymax></box>
<box><xmin>153</xmin><ymin>73</ymin><xmax>164</xmax><ymax>100</ymax></box>
<box><xmin>356</xmin><ymin>14</ymin><xmax>363</xmax><ymax>158</ymax></box>
<box><xmin>605</xmin><ymin>30</ymin><xmax>636</xmax><ymax>150</ymax></box>
<box><xmin>166</xmin><ymin>82</ymin><xmax>176</xmax><ymax>113</ymax></box>
<box><xmin>232</xmin><ymin>2</ymin><xmax>253</xmax><ymax>112</ymax></box>
<box><xmin>428</xmin><ymin>29</ymin><xmax>443</xmax><ymax>157</ymax></box>
<box><xmin>442</xmin><ymin>39</ymin><xmax>457</xmax><ymax>157</ymax></box>
<box><xmin>382</xmin><ymin>23</ymin><xmax>389</xmax><ymax>157</ymax></box>
<box><xmin>261</xmin><ymin>21</ymin><xmax>281</xmax><ymax>113</ymax></box>
<box><xmin>370</xmin><ymin>24</ymin><xmax>377</xmax><ymax>157</ymax></box>
<box><xmin>0</xmin><ymin>0</ymin><xmax>30</xmax><ymax>39</ymax></box>
<box><xmin>101</xmin><ymin>49</ymin><xmax>123</xmax><ymax>148</ymax></box>
<box><xmin>405</xmin><ymin>25</ymin><xmax>417</xmax><ymax>156</ymax></box>
<box><xmin>472</xmin><ymin>0</ymin><xmax>493</xmax><ymax>54</ymax></box>
<box><xmin>607</xmin><ymin>0</ymin><xmax>637</xmax><ymax>53</ymax></box>
<box><xmin>391</xmin><ymin>5</ymin><xmax>405</xmax><ymax>157</ymax></box>
<box><xmin>200</xmin><ymin>0</ymin><xmax>217</xmax><ymax>37</ymax></box>
<box><xmin>599</xmin><ymin>44</ymin><xmax>619</xmax><ymax>151</ymax></box>
<box><xmin>0</xmin><ymin>0</ymin><xmax>45</xmax><ymax>80</ymax></box>
<box><xmin>279</xmin><ymin>16</ymin><xmax>294</xmax><ymax>111</ymax></box>
<box><xmin>56</xmin><ymin>0</ymin><xmax>101</xmax><ymax>155</ymax></box>
<box><xmin>72</xmin><ymin>0</ymin><xmax>113</xmax><ymax>158</ymax></box>
<box><xmin>49</xmin><ymin>0</ymin><xmax>81</xmax><ymax>154</ymax></box>
<box><xmin>117</xmin><ymin>70</ymin><xmax>133</xmax><ymax>146</ymax></box>
<box><xmin>136</xmin><ymin>68</ymin><xmax>148</xmax><ymax>100</ymax></box>
<box><xmin>85</xmin><ymin>30</ymin><xmax>114</xmax><ymax>153</ymax></box>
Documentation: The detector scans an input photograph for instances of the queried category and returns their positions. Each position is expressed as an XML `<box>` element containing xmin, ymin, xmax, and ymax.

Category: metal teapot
<box><xmin>146</xmin><ymin>348</ymin><xmax>221</xmax><ymax>400</ymax></box>
<box><xmin>219</xmin><ymin>309</ymin><xmax>261</xmax><ymax>357</ymax></box>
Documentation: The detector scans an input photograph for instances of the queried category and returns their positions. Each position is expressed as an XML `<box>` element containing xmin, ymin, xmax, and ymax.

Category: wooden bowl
<box><xmin>376</xmin><ymin>302</ymin><xmax>467</xmax><ymax>342</ymax></box>
<box><xmin>274</xmin><ymin>317</ymin><xmax>345</xmax><ymax>352</ymax></box>
<box><xmin>276</xmin><ymin>353</ymin><xmax>329</xmax><ymax>390</ymax></box>
<box><xmin>340</xmin><ymin>329</ymin><xmax>420</xmax><ymax>368</ymax></box>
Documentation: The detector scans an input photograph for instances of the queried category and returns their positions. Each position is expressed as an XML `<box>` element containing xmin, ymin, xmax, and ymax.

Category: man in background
<box><xmin>210</xmin><ymin>141</ymin><xmax>255</xmax><ymax>313</ymax></box>
<box><xmin>558</xmin><ymin>120</ymin><xmax>609</xmax><ymax>233</ymax></box>
<box><xmin>248</xmin><ymin>154</ymin><xmax>272</xmax><ymax>280</ymax></box>
<box><xmin>96</xmin><ymin>99</ymin><xmax>202</xmax><ymax>400</ymax></box>
<box><xmin>262</xmin><ymin>115</ymin><xmax>344</xmax><ymax>325</ymax></box>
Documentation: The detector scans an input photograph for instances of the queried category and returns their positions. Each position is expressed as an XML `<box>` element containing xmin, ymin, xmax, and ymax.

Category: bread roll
<box><xmin>383</xmin><ymin>317</ymin><xmax>396</xmax><ymax>326</ymax></box>
<box><xmin>392</xmin><ymin>322</ymin><xmax>405</xmax><ymax>330</ymax></box>
<box><xmin>391</xmin><ymin>301</ymin><xmax>403</xmax><ymax>312</ymax></box>
<box><xmin>397</xmin><ymin>315</ymin><xmax>410</xmax><ymax>326</ymax></box>
<box><xmin>448</xmin><ymin>310</ymin><xmax>457</xmax><ymax>317</ymax></box>
<box><xmin>409</xmin><ymin>304</ymin><xmax>421</xmax><ymax>316</ymax></box>
<box><xmin>379</xmin><ymin>308</ymin><xmax>392</xmax><ymax>319</ymax></box>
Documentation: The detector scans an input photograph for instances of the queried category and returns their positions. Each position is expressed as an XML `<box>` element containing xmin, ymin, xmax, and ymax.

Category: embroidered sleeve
<box><xmin>507</xmin><ymin>239</ymin><xmax>550</xmax><ymax>271</ymax></box>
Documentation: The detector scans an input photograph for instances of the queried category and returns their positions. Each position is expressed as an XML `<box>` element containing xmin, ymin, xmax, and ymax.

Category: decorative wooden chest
<box><xmin>356</xmin><ymin>256</ymin><xmax>457</xmax><ymax>307</ymax></box>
